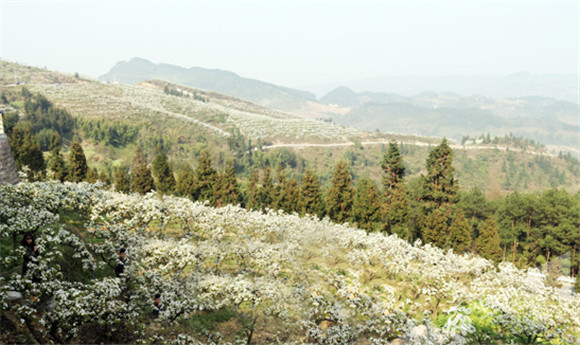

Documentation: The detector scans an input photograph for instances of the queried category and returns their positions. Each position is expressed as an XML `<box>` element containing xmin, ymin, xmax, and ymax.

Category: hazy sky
<box><xmin>1</xmin><ymin>0</ymin><xmax>578</xmax><ymax>88</ymax></box>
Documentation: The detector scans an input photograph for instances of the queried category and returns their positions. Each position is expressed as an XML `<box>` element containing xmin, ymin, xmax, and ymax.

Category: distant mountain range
<box><xmin>100</xmin><ymin>58</ymin><xmax>578</xmax><ymax>153</ymax></box>
<box><xmin>321</xmin><ymin>86</ymin><xmax>579</xmax><ymax>151</ymax></box>
<box><xmin>100</xmin><ymin>58</ymin><xmax>316</xmax><ymax>113</ymax></box>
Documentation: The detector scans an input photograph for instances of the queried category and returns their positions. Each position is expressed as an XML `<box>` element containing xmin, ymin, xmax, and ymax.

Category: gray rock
<box><xmin>6</xmin><ymin>291</ymin><xmax>23</xmax><ymax>301</ymax></box>
<box><xmin>410</xmin><ymin>324</ymin><xmax>427</xmax><ymax>338</ymax></box>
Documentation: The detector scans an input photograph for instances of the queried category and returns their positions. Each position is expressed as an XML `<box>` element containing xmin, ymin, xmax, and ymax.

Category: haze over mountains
<box><xmin>100</xmin><ymin>58</ymin><xmax>579</xmax><ymax>154</ymax></box>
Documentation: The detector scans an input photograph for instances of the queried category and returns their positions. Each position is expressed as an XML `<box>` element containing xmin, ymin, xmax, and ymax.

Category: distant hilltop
<box><xmin>99</xmin><ymin>57</ymin><xmax>316</xmax><ymax>113</ymax></box>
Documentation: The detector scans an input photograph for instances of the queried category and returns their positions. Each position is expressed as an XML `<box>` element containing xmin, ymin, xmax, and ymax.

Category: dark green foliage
<box><xmin>79</xmin><ymin>118</ymin><xmax>139</xmax><ymax>148</ymax></box>
<box><xmin>258</xmin><ymin>167</ymin><xmax>275</xmax><ymax>210</ymax></box>
<box><xmin>447</xmin><ymin>209</ymin><xmax>471</xmax><ymax>253</ymax></box>
<box><xmin>68</xmin><ymin>142</ymin><xmax>88</xmax><ymax>182</ymax></box>
<box><xmin>575</xmin><ymin>275</ymin><xmax>580</xmax><ymax>294</ymax></box>
<box><xmin>99</xmin><ymin>170</ymin><xmax>111</xmax><ymax>186</ymax></box>
<box><xmin>22</xmin><ymin>90</ymin><xmax>75</xmax><ymax>138</ymax></box>
<box><xmin>213</xmin><ymin>160</ymin><xmax>242</xmax><ymax>207</ymax></box>
<box><xmin>353</xmin><ymin>177</ymin><xmax>382</xmax><ymax>232</ymax></box>
<box><xmin>423</xmin><ymin>138</ymin><xmax>458</xmax><ymax>208</ymax></box>
<box><xmin>300</xmin><ymin>169</ymin><xmax>323</xmax><ymax>218</ymax></box>
<box><xmin>86</xmin><ymin>167</ymin><xmax>99</xmax><ymax>183</ymax></box>
<box><xmin>245</xmin><ymin>169</ymin><xmax>261</xmax><ymax>211</ymax></box>
<box><xmin>151</xmin><ymin>147</ymin><xmax>176</xmax><ymax>195</ymax></box>
<box><xmin>280</xmin><ymin>177</ymin><xmax>301</xmax><ymax>214</ymax></box>
<box><xmin>326</xmin><ymin>161</ymin><xmax>354</xmax><ymax>224</ymax></box>
<box><xmin>48</xmin><ymin>147</ymin><xmax>67</xmax><ymax>182</ymax></box>
<box><xmin>423</xmin><ymin>206</ymin><xmax>451</xmax><ymax>248</ymax></box>
<box><xmin>381</xmin><ymin>141</ymin><xmax>405</xmax><ymax>191</ymax></box>
<box><xmin>175</xmin><ymin>165</ymin><xmax>195</xmax><ymax>198</ymax></box>
<box><xmin>475</xmin><ymin>217</ymin><xmax>502</xmax><ymax>262</ymax></box>
<box><xmin>130</xmin><ymin>147</ymin><xmax>154</xmax><ymax>194</ymax></box>
<box><xmin>35</xmin><ymin>128</ymin><xmax>61</xmax><ymax>151</ymax></box>
<box><xmin>193</xmin><ymin>150</ymin><xmax>218</xmax><ymax>202</ymax></box>
<box><xmin>114</xmin><ymin>169</ymin><xmax>131</xmax><ymax>193</ymax></box>
<box><xmin>383</xmin><ymin>182</ymin><xmax>410</xmax><ymax>239</ymax></box>
<box><xmin>8</xmin><ymin>125</ymin><xmax>45</xmax><ymax>173</ymax></box>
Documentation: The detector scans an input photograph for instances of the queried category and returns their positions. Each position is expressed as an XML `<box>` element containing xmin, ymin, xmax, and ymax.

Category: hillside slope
<box><xmin>1</xmin><ymin>182</ymin><xmax>579</xmax><ymax>344</ymax></box>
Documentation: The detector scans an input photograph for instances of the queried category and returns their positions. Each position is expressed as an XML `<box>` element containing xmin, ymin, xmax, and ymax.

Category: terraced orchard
<box><xmin>1</xmin><ymin>182</ymin><xmax>579</xmax><ymax>344</ymax></box>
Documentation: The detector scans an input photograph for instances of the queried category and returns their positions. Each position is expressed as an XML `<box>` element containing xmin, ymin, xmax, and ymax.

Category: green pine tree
<box><xmin>245</xmin><ymin>169</ymin><xmax>261</xmax><ymax>211</ymax></box>
<box><xmin>98</xmin><ymin>170</ymin><xmax>111</xmax><ymax>186</ymax></box>
<box><xmin>114</xmin><ymin>169</ymin><xmax>130</xmax><ymax>193</ymax></box>
<box><xmin>281</xmin><ymin>178</ymin><xmax>301</xmax><ymax>214</ymax></box>
<box><xmin>213</xmin><ymin>160</ymin><xmax>241</xmax><ymax>207</ymax></box>
<box><xmin>353</xmin><ymin>177</ymin><xmax>382</xmax><ymax>232</ymax></box>
<box><xmin>447</xmin><ymin>209</ymin><xmax>471</xmax><ymax>253</ymax></box>
<box><xmin>326</xmin><ymin>161</ymin><xmax>354</xmax><ymax>224</ymax></box>
<box><xmin>130</xmin><ymin>147</ymin><xmax>154</xmax><ymax>194</ymax></box>
<box><xmin>151</xmin><ymin>146</ymin><xmax>176</xmax><ymax>195</ymax></box>
<box><xmin>273</xmin><ymin>166</ymin><xmax>287</xmax><ymax>211</ymax></box>
<box><xmin>382</xmin><ymin>141</ymin><xmax>405</xmax><ymax>191</ymax></box>
<box><xmin>68</xmin><ymin>141</ymin><xmax>88</xmax><ymax>182</ymax></box>
<box><xmin>423</xmin><ymin>206</ymin><xmax>451</xmax><ymax>248</ymax></box>
<box><xmin>300</xmin><ymin>169</ymin><xmax>323</xmax><ymax>218</ymax></box>
<box><xmin>383</xmin><ymin>182</ymin><xmax>410</xmax><ymax>239</ymax></box>
<box><xmin>475</xmin><ymin>217</ymin><xmax>502</xmax><ymax>262</ymax></box>
<box><xmin>258</xmin><ymin>166</ymin><xmax>275</xmax><ymax>210</ymax></box>
<box><xmin>423</xmin><ymin>138</ymin><xmax>458</xmax><ymax>208</ymax></box>
<box><xmin>175</xmin><ymin>165</ymin><xmax>195</xmax><ymax>198</ymax></box>
<box><xmin>48</xmin><ymin>147</ymin><xmax>67</xmax><ymax>182</ymax></box>
<box><xmin>86</xmin><ymin>167</ymin><xmax>99</xmax><ymax>183</ymax></box>
<box><xmin>193</xmin><ymin>150</ymin><xmax>218</xmax><ymax>202</ymax></box>
<box><xmin>9</xmin><ymin>125</ymin><xmax>45</xmax><ymax>173</ymax></box>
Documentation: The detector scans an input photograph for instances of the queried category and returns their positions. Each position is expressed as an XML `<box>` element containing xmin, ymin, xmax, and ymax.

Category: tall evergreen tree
<box><xmin>423</xmin><ymin>206</ymin><xmax>451</xmax><ymax>248</ymax></box>
<box><xmin>98</xmin><ymin>170</ymin><xmax>111</xmax><ymax>186</ymax></box>
<box><xmin>300</xmin><ymin>169</ymin><xmax>323</xmax><ymax>218</ymax></box>
<box><xmin>382</xmin><ymin>141</ymin><xmax>405</xmax><ymax>191</ymax></box>
<box><xmin>245</xmin><ymin>169</ymin><xmax>261</xmax><ymax>211</ymax></box>
<box><xmin>175</xmin><ymin>165</ymin><xmax>195</xmax><ymax>198</ymax></box>
<box><xmin>258</xmin><ymin>166</ymin><xmax>275</xmax><ymax>210</ymax></box>
<box><xmin>423</xmin><ymin>138</ymin><xmax>458</xmax><ymax>208</ymax></box>
<box><xmin>9</xmin><ymin>125</ymin><xmax>45</xmax><ymax>173</ymax></box>
<box><xmin>192</xmin><ymin>150</ymin><xmax>218</xmax><ymax>201</ymax></box>
<box><xmin>48</xmin><ymin>147</ymin><xmax>67</xmax><ymax>182</ymax></box>
<box><xmin>86</xmin><ymin>167</ymin><xmax>99</xmax><ymax>183</ymax></box>
<box><xmin>353</xmin><ymin>177</ymin><xmax>382</xmax><ymax>232</ymax></box>
<box><xmin>130</xmin><ymin>147</ymin><xmax>154</xmax><ymax>194</ymax></box>
<box><xmin>326</xmin><ymin>161</ymin><xmax>354</xmax><ymax>224</ymax></box>
<box><xmin>447</xmin><ymin>209</ymin><xmax>471</xmax><ymax>253</ymax></box>
<box><xmin>151</xmin><ymin>146</ymin><xmax>176</xmax><ymax>195</ymax></box>
<box><xmin>475</xmin><ymin>216</ymin><xmax>502</xmax><ymax>262</ymax></box>
<box><xmin>114</xmin><ymin>169</ymin><xmax>130</xmax><ymax>193</ymax></box>
<box><xmin>273</xmin><ymin>166</ymin><xmax>287</xmax><ymax>210</ymax></box>
<box><xmin>281</xmin><ymin>178</ymin><xmax>301</xmax><ymax>214</ymax></box>
<box><xmin>383</xmin><ymin>183</ymin><xmax>410</xmax><ymax>238</ymax></box>
<box><xmin>213</xmin><ymin>160</ymin><xmax>241</xmax><ymax>207</ymax></box>
<box><xmin>68</xmin><ymin>141</ymin><xmax>88</xmax><ymax>182</ymax></box>
<box><xmin>381</xmin><ymin>143</ymin><xmax>410</xmax><ymax>235</ymax></box>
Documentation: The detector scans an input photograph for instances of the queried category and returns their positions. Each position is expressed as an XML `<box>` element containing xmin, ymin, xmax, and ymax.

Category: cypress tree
<box><xmin>382</xmin><ymin>141</ymin><xmax>405</xmax><ymax>191</ymax></box>
<box><xmin>353</xmin><ymin>177</ymin><xmax>382</xmax><ymax>232</ymax></box>
<box><xmin>48</xmin><ymin>147</ymin><xmax>67</xmax><ymax>182</ymax></box>
<box><xmin>246</xmin><ymin>169</ymin><xmax>260</xmax><ymax>211</ymax></box>
<box><xmin>9</xmin><ymin>126</ymin><xmax>45</xmax><ymax>173</ymax></box>
<box><xmin>423</xmin><ymin>206</ymin><xmax>451</xmax><ymax>248</ymax></box>
<box><xmin>423</xmin><ymin>138</ymin><xmax>458</xmax><ymax>208</ymax></box>
<box><xmin>273</xmin><ymin>166</ymin><xmax>287</xmax><ymax>210</ymax></box>
<box><xmin>131</xmin><ymin>147</ymin><xmax>154</xmax><ymax>194</ymax></box>
<box><xmin>281</xmin><ymin>178</ymin><xmax>301</xmax><ymax>214</ymax></box>
<box><xmin>447</xmin><ymin>209</ymin><xmax>471</xmax><ymax>253</ymax></box>
<box><xmin>86</xmin><ymin>167</ymin><xmax>99</xmax><ymax>183</ymax></box>
<box><xmin>68</xmin><ymin>141</ymin><xmax>88</xmax><ymax>182</ymax></box>
<box><xmin>114</xmin><ymin>169</ymin><xmax>130</xmax><ymax>193</ymax></box>
<box><xmin>213</xmin><ymin>160</ymin><xmax>241</xmax><ymax>207</ymax></box>
<box><xmin>383</xmin><ymin>182</ymin><xmax>410</xmax><ymax>238</ymax></box>
<box><xmin>193</xmin><ymin>150</ymin><xmax>218</xmax><ymax>201</ymax></box>
<box><xmin>300</xmin><ymin>169</ymin><xmax>323</xmax><ymax>218</ymax></box>
<box><xmin>151</xmin><ymin>146</ymin><xmax>176</xmax><ymax>195</ymax></box>
<box><xmin>258</xmin><ymin>166</ymin><xmax>275</xmax><ymax>210</ymax></box>
<box><xmin>326</xmin><ymin>161</ymin><xmax>354</xmax><ymax>224</ymax></box>
<box><xmin>175</xmin><ymin>165</ymin><xmax>195</xmax><ymax>198</ymax></box>
<box><xmin>475</xmin><ymin>216</ymin><xmax>502</xmax><ymax>262</ymax></box>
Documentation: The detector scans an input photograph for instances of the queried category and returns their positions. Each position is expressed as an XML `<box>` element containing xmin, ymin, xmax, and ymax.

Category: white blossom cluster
<box><xmin>1</xmin><ymin>181</ymin><xmax>579</xmax><ymax>344</ymax></box>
